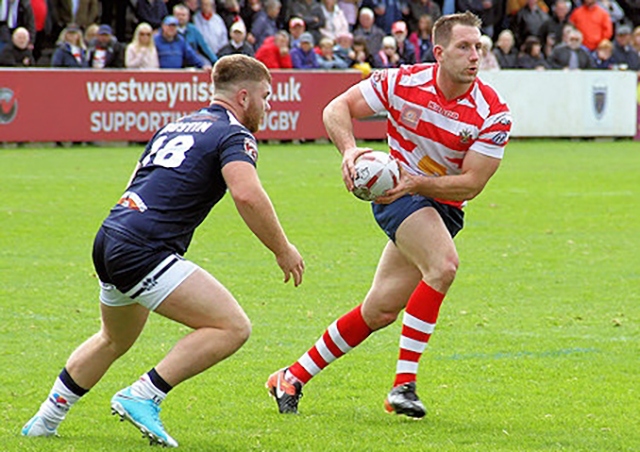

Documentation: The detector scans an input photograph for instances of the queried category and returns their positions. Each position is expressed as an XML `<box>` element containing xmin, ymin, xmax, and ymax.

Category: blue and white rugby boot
<box><xmin>21</xmin><ymin>414</ymin><xmax>59</xmax><ymax>437</ymax></box>
<box><xmin>111</xmin><ymin>387</ymin><xmax>178</xmax><ymax>448</ymax></box>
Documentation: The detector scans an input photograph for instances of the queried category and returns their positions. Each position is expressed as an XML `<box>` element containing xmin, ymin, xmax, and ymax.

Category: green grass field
<box><xmin>1</xmin><ymin>140</ymin><xmax>639</xmax><ymax>451</ymax></box>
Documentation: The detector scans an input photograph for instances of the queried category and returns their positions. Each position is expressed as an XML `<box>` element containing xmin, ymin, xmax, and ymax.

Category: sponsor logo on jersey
<box><xmin>491</xmin><ymin>131</ymin><xmax>508</xmax><ymax>145</ymax></box>
<box><xmin>243</xmin><ymin>137</ymin><xmax>258</xmax><ymax>162</ymax></box>
<box><xmin>0</xmin><ymin>88</ymin><xmax>18</xmax><ymax>124</ymax></box>
<box><xmin>400</xmin><ymin>104</ymin><xmax>421</xmax><ymax>129</ymax></box>
<box><xmin>117</xmin><ymin>191</ymin><xmax>148</xmax><ymax>212</ymax></box>
<box><xmin>427</xmin><ymin>100</ymin><xmax>460</xmax><ymax>120</ymax></box>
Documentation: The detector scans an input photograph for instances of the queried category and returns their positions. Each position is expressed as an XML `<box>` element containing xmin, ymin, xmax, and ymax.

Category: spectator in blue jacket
<box><xmin>173</xmin><ymin>4</ymin><xmax>219</xmax><ymax>65</ymax></box>
<box><xmin>51</xmin><ymin>24</ymin><xmax>89</xmax><ymax>68</ymax></box>
<box><xmin>154</xmin><ymin>15</ymin><xmax>210</xmax><ymax>69</ymax></box>
<box><xmin>291</xmin><ymin>31</ymin><xmax>319</xmax><ymax>68</ymax></box>
<box><xmin>611</xmin><ymin>24</ymin><xmax>640</xmax><ymax>70</ymax></box>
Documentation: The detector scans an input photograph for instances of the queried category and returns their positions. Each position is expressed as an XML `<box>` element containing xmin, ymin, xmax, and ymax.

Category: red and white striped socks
<box><xmin>393</xmin><ymin>281</ymin><xmax>444</xmax><ymax>387</ymax></box>
<box><xmin>286</xmin><ymin>304</ymin><xmax>372</xmax><ymax>384</ymax></box>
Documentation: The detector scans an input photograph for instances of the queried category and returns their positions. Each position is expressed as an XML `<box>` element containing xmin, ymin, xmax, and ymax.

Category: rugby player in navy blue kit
<box><xmin>21</xmin><ymin>55</ymin><xmax>305</xmax><ymax>447</ymax></box>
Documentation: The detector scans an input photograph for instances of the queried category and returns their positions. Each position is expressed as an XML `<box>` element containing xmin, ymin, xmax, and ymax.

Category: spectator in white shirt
<box><xmin>193</xmin><ymin>0</ymin><xmax>229</xmax><ymax>55</ymax></box>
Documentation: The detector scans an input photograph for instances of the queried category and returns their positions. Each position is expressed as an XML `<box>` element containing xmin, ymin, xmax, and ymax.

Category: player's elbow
<box><xmin>322</xmin><ymin>100</ymin><xmax>336</xmax><ymax>128</ymax></box>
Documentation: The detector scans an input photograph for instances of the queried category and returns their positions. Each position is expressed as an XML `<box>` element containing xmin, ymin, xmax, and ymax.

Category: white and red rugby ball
<box><xmin>352</xmin><ymin>151</ymin><xmax>400</xmax><ymax>201</ymax></box>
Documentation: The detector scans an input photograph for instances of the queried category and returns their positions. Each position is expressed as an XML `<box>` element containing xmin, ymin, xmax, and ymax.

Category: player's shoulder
<box><xmin>474</xmin><ymin>77</ymin><xmax>510</xmax><ymax>111</ymax></box>
<box><xmin>182</xmin><ymin>105</ymin><xmax>254</xmax><ymax>139</ymax></box>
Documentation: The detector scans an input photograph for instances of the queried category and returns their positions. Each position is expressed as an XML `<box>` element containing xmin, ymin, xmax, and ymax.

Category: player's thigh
<box><xmin>363</xmin><ymin>241</ymin><xmax>422</xmax><ymax>317</ymax></box>
<box><xmin>394</xmin><ymin>207</ymin><xmax>458</xmax><ymax>278</ymax></box>
<box><xmin>155</xmin><ymin>268</ymin><xmax>249</xmax><ymax>331</ymax></box>
<box><xmin>100</xmin><ymin>302</ymin><xmax>150</xmax><ymax>351</ymax></box>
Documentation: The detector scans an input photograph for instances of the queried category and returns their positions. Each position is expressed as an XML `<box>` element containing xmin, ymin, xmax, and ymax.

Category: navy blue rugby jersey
<box><xmin>102</xmin><ymin>104</ymin><xmax>259</xmax><ymax>255</ymax></box>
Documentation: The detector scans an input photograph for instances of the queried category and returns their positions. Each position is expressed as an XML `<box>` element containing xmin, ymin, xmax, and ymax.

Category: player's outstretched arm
<box><xmin>222</xmin><ymin>160</ymin><xmax>304</xmax><ymax>286</ymax></box>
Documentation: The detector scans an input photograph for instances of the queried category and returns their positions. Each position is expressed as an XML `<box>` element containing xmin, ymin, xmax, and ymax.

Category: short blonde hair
<box><xmin>382</xmin><ymin>36</ymin><xmax>397</xmax><ymax>49</ymax></box>
<box><xmin>212</xmin><ymin>54</ymin><xmax>271</xmax><ymax>93</ymax></box>
<box><xmin>432</xmin><ymin>11</ymin><xmax>482</xmax><ymax>47</ymax></box>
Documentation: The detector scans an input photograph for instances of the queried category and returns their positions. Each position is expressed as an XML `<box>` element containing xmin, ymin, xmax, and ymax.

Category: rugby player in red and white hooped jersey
<box><xmin>267</xmin><ymin>11</ymin><xmax>512</xmax><ymax>418</ymax></box>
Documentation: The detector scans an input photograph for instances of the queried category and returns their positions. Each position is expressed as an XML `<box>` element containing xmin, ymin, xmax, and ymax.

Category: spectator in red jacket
<box><xmin>569</xmin><ymin>0</ymin><xmax>613</xmax><ymax>51</ymax></box>
<box><xmin>255</xmin><ymin>30</ymin><xmax>293</xmax><ymax>68</ymax></box>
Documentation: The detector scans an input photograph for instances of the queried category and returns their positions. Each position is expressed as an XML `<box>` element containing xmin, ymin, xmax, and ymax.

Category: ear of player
<box><xmin>352</xmin><ymin>151</ymin><xmax>400</xmax><ymax>201</ymax></box>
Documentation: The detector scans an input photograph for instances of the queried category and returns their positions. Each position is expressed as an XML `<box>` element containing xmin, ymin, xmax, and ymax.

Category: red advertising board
<box><xmin>0</xmin><ymin>69</ymin><xmax>386</xmax><ymax>143</ymax></box>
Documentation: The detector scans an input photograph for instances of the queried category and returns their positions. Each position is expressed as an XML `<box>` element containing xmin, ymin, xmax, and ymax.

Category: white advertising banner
<box><xmin>478</xmin><ymin>70</ymin><xmax>637</xmax><ymax>137</ymax></box>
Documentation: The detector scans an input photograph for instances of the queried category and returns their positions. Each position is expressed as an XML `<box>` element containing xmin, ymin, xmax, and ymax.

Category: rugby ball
<box><xmin>352</xmin><ymin>151</ymin><xmax>400</xmax><ymax>201</ymax></box>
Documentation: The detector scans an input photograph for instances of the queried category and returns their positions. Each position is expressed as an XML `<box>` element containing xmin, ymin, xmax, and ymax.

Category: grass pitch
<box><xmin>1</xmin><ymin>140</ymin><xmax>639</xmax><ymax>451</ymax></box>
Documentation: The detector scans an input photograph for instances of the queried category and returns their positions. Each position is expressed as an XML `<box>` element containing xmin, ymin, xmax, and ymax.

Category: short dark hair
<box><xmin>432</xmin><ymin>12</ymin><xmax>482</xmax><ymax>47</ymax></box>
<box><xmin>212</xmin><ymin>55</ymin><xmax>271</xmax><ymax>94</ymax></box>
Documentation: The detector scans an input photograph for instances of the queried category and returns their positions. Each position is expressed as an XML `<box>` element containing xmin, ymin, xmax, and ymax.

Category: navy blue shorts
<box><xmin>92</xmin><ymin>226</ymin><xmax>173</xmax><ymax>293</ymax></box>
<box><xmin>372</xmin><ymin>194</ymin><xmax>464</xmax><ymax>242</ymax></box>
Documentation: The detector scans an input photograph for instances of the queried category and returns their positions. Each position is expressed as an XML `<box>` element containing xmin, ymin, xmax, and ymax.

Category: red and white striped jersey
<box><xmin>359</xmin><ymin>63</ymin><xmax>512</xmax><ymax>206</ymax></box>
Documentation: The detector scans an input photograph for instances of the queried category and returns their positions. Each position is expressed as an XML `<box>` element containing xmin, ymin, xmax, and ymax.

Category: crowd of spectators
<box><xmin>1</xmin><ymin>0</ymin><xmax>640</xmax><ymax>72</ymax></box>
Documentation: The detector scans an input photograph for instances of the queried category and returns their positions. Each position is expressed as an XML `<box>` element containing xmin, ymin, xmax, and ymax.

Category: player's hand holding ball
<box><xmin>350</xmin><ymin>151</ymin><xmax>401</xmax><ymax>202</ymax></box>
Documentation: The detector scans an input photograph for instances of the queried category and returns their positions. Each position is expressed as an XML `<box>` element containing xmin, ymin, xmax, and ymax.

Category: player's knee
<box><xmin>227</xmin><ymin>313</ymin><xmax>252</xmax><ymax>348</ymax></box>
<box><xmin>428</xmin><ymin>254</ymin><xmax>459</xmax><ymax>290</ymax></box>
<box><xmin>363</xmin><ymin>306</ymin><xmax>399</xmax><ymax>330</ymax></box>
<box><xmin>440</xmin><ymin>257</ymin><xmax>459</xmax><ymax>286</ymax></box>
<box><xmin>99</xmin><ymin>331</ymin><xmax>134</xmax><ymax>358</ymax></box>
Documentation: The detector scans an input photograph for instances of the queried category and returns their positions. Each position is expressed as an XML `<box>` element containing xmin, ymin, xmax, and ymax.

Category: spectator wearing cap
<box><xmin>125</xmin><ymin>22</ymin><xmax>159</xmax><ymax>68</ymax></box>
<box><xmin>611</xmin><ymin>24</ymin><xmax>640</xmax><ymax>70</ymax></box>
<box><xmin>87</xmin><ymin>24</ymin><xmax>125</xmax><ymax>68</ymax></box>
<box><xmin>174</xmin><ymin>4</ymin><xmax>219</xmax><ymax>64</ymax></box>
<box><xmin>569</xmin><ymin>0</ymin><xmax>613</xmax><ymax>51</ymax></box>
<box><xmin>51</xmin><ymin>24</ymin><xmax>89</xmax><ymax>67</ymax></box>
<box><xmin>218</xmin><ymin>21</ymin><xmax>254</xmax><ymax>57</ymax></box>
<box><xmin>154</xmin><ymin>15</ymin><xmax>210</xmax><ymax>69</ymax></box>
<box><xmin>136</xmin><ymin>0</ymin><xmax>169</xmax><ymax>30</ymax></box>
<box><xmin>316</xmin><ymin>0</ymin><xmax>349</xmax><ymax>42</ymax></box>
<box><xmin>255</xmin><ymin>29</ymin><xmax>293</xmax><ymax>68</ymax></box>
<box><xmin>288</xmin><ymin>17</ymin><xmax>306</xmax><ymax>48</ymax></box>
<box><xmin>391</xmin><ymin>20</ymin><xmax>416</xmax><ymax>64</ymax></box>
<box><xmin>290</xmin><ymin>31</ymin><xmax>319</xmax><ymax>68</ymax></box>
<box><xmin>194</xmin><ymin>0</ymin><xmax>229</xmax><ymax>55</ymax></box>
<box><xmin>0</xmin><ymin>27</ymin><xmax>35</xmax><ymax>66</ymax></box>
<box><xmin>353</xmin><ymin>7</ymin><xmax>385</xmax><ymax>55</ymax></box>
